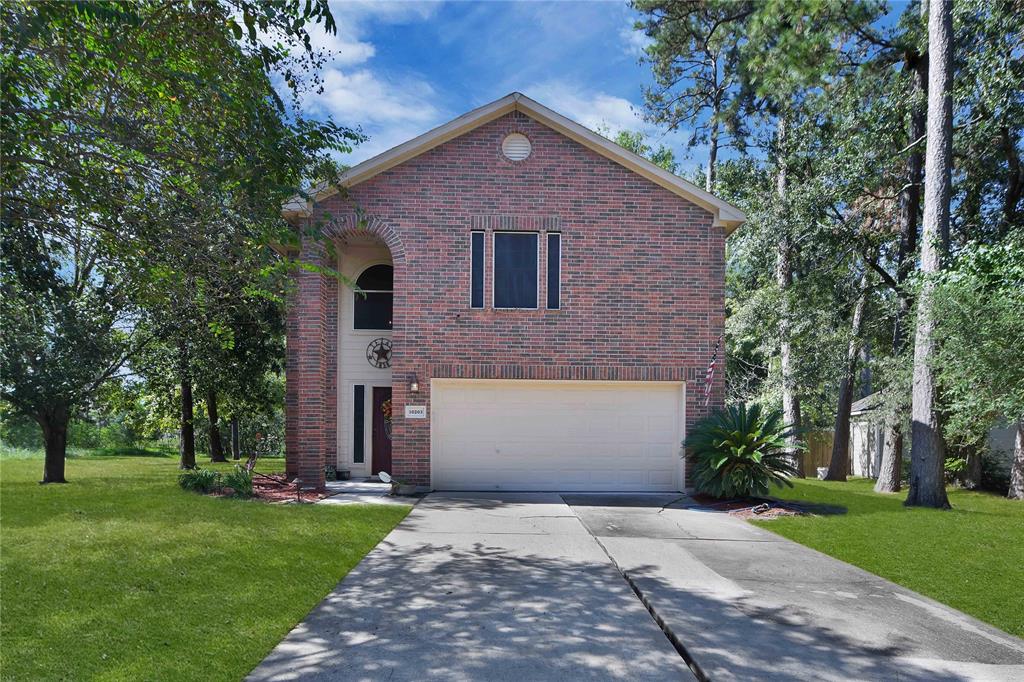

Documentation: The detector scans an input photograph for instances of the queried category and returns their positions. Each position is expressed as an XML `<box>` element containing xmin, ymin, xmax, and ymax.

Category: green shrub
<box><xmin>178</xmin><ymin>468</ymin><xmax>221</xmax><ymax>494</ymax></box>
<box><xmin>686</xmin><ymin>403</ymin><xmax>800</xmax><ymax>499</ymax></box>
<box><xmin>0</xmin><ymin>408</ymin><xmax>41</xmax><ymax>449</ymax></box>
<box><xmin>944</xmin><ymin>457</ymin><xmax>968</xmax><ymax>483</ymax></box>
<box><xmin>222</xmin><ymin>466</ymin><xmax>253</xmax><ymax>498</ymax></box>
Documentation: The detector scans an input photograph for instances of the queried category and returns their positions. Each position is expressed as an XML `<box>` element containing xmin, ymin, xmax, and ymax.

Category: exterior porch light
<box><xmin>409</xmin><ymin>374</ymin><xmax>420</xmax><ymax>393</ymax></box>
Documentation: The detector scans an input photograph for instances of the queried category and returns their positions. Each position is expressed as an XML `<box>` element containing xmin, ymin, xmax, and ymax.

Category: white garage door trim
<box><xmin>430</xmin><ymin>379</ymin><xmax>686</xmax><ymax>492</ymax></box>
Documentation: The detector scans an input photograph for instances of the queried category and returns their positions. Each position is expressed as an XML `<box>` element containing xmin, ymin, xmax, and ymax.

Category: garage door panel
<box><xmin>432</xmin><ymin>380</ymin><xmax>684</xmax><ymax>492</ymax></box>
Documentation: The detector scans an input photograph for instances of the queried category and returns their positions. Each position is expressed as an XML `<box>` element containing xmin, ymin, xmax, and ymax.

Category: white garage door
<box><xmin>431</xmin><ymin>380</ymin><xmax>685</xmax><ymax>491</ymax></box>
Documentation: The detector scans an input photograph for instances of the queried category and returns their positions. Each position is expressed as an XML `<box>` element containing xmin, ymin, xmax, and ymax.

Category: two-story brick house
<box><xmin>283</xmin><ymin>93</ymin><xmax>744</xmax><ymax>492</ymax></box>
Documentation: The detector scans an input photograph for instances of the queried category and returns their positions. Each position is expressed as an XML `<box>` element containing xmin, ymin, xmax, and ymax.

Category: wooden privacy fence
<box><xmin>803</xmin><ymin>430</ymin><xmax>842</xmax><ymax>473</ymax></box>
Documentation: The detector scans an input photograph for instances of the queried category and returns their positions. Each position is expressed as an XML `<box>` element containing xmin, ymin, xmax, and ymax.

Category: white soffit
<box><xmin>290</xmin><ymin>92</ymin><xmax>746</xmax><ymax>233</ymax></box>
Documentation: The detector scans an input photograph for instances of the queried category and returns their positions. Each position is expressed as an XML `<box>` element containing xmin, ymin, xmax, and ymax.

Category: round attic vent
<box><xmin>502</xmin><ymin>133</ymin><xmax>532</xmax><ymax>161</ymax></box>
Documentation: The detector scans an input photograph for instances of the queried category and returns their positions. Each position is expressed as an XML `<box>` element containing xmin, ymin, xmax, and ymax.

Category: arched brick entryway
<box><xmin>284</xmin><ymin>212</ymin><xmax>406</xmax><ymax>490</ymax></box>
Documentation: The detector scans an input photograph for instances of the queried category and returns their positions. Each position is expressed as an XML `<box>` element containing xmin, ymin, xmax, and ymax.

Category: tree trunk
<box><xmin>827</xmin><ymin>271</ymin><xmax>869</xmax><ymax>481</ymax></box>
<box><xmin>858</xmin><ymin>344</ymin><xmax>872</xmax><ymax>398</ymax></box>
<box><xmin>875</xmin><ymin>417</ymin><xmax>903</xmax><ymax>493</ymax></box>
<box><xmin>893</xmin><ymin>57</ymin><xmax>927</xmax><ymax>350</ymax></box>
<box><xmin>230</xmin><ymin>416</ymin><xmax>240</xmax><ymax>460</ymax></box>
<box><xmin>707</xmin><ymin>118</ymin><xmax>719</xmax><ymax>193</ymax></box>
<box><xmin>775</xmin><ymin>115</ymin><xmax>804</xmax><ymax>477</ymax></box>
<box><xmin>207</xmin><ymin>389</ymin><xmax>226</xmax><ymax>462</ymax></box>
<box><xmin>179</xmin><ymin>342</ymin><xmax>196</xmax><ymax>469</ymax></box>
<box><xmin>1000</xmin><ymin>127</ymin><xmax>1022</xmax><ymax>238</ymax></box>
<box><xmin>885</xmin><ymin>19</ymin><xmax>926</xmax><ymax>488</ymax></box>
<box><xmin>876</xmin><ymin>54</ymin><xmax>927</xmax><ymax>494</ymax></box>
<box><xmin>1009</xmin><ymin>419</ymin><xmax>1024</xmax><ymax>500</ymax></box>
<box><xmin>906</xmin><ymin>0</ymin><xmax>953</xmax><ymax>509</ymax></box>
<box><xmin>38</xmin><ymin>406</ymin><xmax>70</xmax><ymax>484</ymax></box>
<box><xmin>959</xmin><ymin>448</ymin><xmax>982</xmax><ymax>489</ymax></box>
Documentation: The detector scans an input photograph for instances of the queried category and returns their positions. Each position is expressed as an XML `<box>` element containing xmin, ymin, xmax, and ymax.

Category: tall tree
<box><xmin>906</xmin><ymin>0</ymin><xmax>954</xmax><ymax>509</ymax></box>
<box><xmin>633</xmin><ymin>0</ymin><xmax>753</xmax><ymax>191</ymax></box>
<box><xmin>932</xmin><ymin>239</ymin><xmax>1024</xmax><ymax>499</ymax></box>
<box><xmin>0</xmin><ymin>227</ymin><xmax>140</xmax><ymax>482</ymax></box>
<box><xmin>772</xmin><ymin>117</ymin><xmax>804</xmax><ymax>475</ymax></box>
<box><xmin>0</xmin><ymin>0</ymin><xmax>357</xmax><ymax>480</ymax></box>
<box><xmin>826</xmin><ymin>269</ymin><xmax>870</xmax><ymax>481</ymax></box>
<box><xmin>868</xmin><ymin>0</ymin><xmax>929</xmax><ymax>493</ymax></box>
<box><xmin>736</xmin><ymin>2</ymin><xmax>884</xmax><ymax>475</ymax></box>
<box><xmin>178</xmin><ymin>341</ymin><xmax>196</xmax><ymax>469</ymax></box>
<box><xmin>206</xmin><ymin>389</ymin><xmax>226</xmax><ymax>463</ymax></box>
<box><xmin>599</xmin><ymin>127</ymin><xmax>679</xmax><ymax>172</ymax></box>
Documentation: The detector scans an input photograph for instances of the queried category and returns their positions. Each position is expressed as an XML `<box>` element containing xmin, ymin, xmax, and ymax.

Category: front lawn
<box><xmin>0</xmin><ymin>448</ymin><xmax>410</xmax><ymax>681</ymax></box>
<box><xmin>752</xmin><ymin>478</ymin><xmax>1024</xmax><ymax>638</ymax></box>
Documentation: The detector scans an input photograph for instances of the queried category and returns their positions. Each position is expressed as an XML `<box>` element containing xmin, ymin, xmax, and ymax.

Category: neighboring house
<box><xmin>850</xmin><ymin>392</ymin><xmax>1016</xmax><ymax>479</ymax></box>
<box><xmin>281</xmin><ymin>93</ymin><xmax>744</xmax><ymax>491</ymax></box>
<box><xmin>850</xmin><ymin>393</ymin><xmax>886</xmax><ymax>478</ymax></box>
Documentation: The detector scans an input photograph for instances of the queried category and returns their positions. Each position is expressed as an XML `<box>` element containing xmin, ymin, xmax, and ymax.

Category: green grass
<box><xmin>751</xmin><ymin>478</ymin><xmax>1024</xmax><ymax>638</ymax></box>
<box><xmin>0</xmin><ymin>447</ymin><xmax>410</xmax><ymax>681</ymax></box>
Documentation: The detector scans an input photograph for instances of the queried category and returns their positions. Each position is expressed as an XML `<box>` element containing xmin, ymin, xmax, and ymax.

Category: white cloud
<box><xmin>522</xmin><ymin>81</ymin><xmax>646</xmax><ymax>135</ymax></box>
<box><xmin>341</xmin><ymin>120</ymin><xmax>436</xmax><ymax>164</ymax></box>
<box><xmin>335</xmin><ymin>1</ymin><xmax>441</xmax><ymax>24</ymax></box>
<box><xmin>306</xmin><ymin>1</ymin><xmax>441</xmax><ymax>68</ymax></box>
<box><xmin>309</xmin><ymin>26</ymin><xmax>375</xmax><ymax>66</ymax></box>
<box><xmin>312</xmin><ymin>69</ymin><xmax>440</xmax><ymax>125</ymax></box>
<box><xmin>620</xmin><ymin>20</ymin><xmax>652</xmax><ymax>58</ymax></box>
<box><xmin>518</xmin><ymin>80</ymin><xmax>701</xmax><ymax>176</ymax></box>
<box><xmin>298</xmin><ymin>2</ymin><xmax>448</xmax><ymax>164</ymax></box>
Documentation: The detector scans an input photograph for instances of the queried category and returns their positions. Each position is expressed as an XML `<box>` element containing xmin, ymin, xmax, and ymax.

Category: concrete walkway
<box><xmin>249</xmin><ymin>492</ymin><xmax>1024</xmax><ymax>681</ymax></box>
<box><xmin>318</xmin><ymin>479</ymin><xmax>414</xmax><ymax>506</ymax></box>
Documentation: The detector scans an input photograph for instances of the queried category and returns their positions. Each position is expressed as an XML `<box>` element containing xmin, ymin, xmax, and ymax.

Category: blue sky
<box><xmin>301</xmin><ymin>1</ymin><xmax>697</xmax><ymax>168</ymax></box>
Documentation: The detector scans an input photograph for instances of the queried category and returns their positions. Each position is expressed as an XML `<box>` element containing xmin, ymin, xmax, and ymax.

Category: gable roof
<box><xmin>288</xmin><ymin>92</ymin><xmax>746</xmax><ymax>233</ymax></box>
<box><xmin>851</xmin><ymin>392</ymin><xmax>885</xmax><ymax>417</ymax></box>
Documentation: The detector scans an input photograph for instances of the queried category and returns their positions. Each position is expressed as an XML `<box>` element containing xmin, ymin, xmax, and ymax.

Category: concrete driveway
<box><xmin>250</xmin><ymin>493</ymin><xmax>1024</xmax><ymax>682</ymax></box>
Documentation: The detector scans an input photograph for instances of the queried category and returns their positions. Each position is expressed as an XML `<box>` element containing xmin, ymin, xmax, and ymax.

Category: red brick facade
<box><xmin>286</xmin><ymin>110</ymin><xmax>726</xmax><ymax>489</ymax></box>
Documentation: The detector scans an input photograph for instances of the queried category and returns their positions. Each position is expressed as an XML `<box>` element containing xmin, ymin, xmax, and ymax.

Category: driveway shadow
<box><xmin>250</xmin><ymin>493</ymin><xmax>1024</xmax><ymax>682</ymax></box>
<box><xmin>624</xmin><ymin>567</ymin><xmax>1004</xmax><ymax>681</ymax></box>
<box><xmin>248</xmin><ymin>540</ymin><xmax>692</xmax><ymax>681</ymax></box>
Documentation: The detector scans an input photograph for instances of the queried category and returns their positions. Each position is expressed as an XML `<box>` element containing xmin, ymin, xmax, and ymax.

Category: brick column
<box><xmin>284</xmin><ymin>236</ymin><xmax>331</xmax><ymax>490</ymax></box>
<box><xmin>284</xmin><ymin>285</ymin><xmax>300</xmax><ymax>478</ymax></box>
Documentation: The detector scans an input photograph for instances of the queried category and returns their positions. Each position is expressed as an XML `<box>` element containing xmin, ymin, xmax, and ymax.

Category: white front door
<box><xmin>431</xmin><ymin>379</ymin><xmax>685</xmax><ymax>491</ymax></box>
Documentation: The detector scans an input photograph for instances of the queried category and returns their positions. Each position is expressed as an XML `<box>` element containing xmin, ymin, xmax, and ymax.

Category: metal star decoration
<box><xmin>366</xmin><ymin>338</ymin><xmax>393</xmax><ymax>368</ymax></box>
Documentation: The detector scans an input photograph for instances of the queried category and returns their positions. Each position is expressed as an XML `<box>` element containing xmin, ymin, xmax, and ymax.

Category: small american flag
<box><xmin>703</xmin><ymin>335</ymin><xmax>722</xmax><ymax>407</ymax></box>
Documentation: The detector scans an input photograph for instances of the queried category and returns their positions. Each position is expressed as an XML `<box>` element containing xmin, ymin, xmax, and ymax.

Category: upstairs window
<box><xmin>354</xmin><ymin>264</ymin><xmax>393</xmax><ymax>330</ymax></box>
<box><xmin>493</xmin><ymin>232</ymin><xmax>538</xmax><ymax>309</ymax></box>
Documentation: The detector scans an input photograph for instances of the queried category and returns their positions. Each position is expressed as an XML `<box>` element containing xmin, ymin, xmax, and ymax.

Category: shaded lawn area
<box><xmin>0</xmin><ymin>448</ymin><xmax>410</xmax><ymax>681</ymax></box>
<box><xmin>752</xmin><ymin>478</ymin><xmax>1024</xmax><ymax>639</ymax></box>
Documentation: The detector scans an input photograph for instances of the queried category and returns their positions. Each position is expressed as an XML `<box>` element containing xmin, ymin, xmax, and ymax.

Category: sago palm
<box><xmin>685</xmin><ymin>403</ymin><xmax>801</xmax><ymax>499</ymax></box>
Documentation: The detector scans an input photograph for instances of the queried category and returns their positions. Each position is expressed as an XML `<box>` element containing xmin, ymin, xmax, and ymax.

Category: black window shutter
<box><xmin>353</xmin><ymin>385</ymin><xmax>365</xmax><ymax>463</ymax></box>
<box><xmin>546</xmin><ymin>233</ymin><xmax>560</xmax><ymax>309</ymax></box>
<box><xmin>471</xmin><ymin>232</ymin><xmax>484</xmax><ymax>308</ymax></box>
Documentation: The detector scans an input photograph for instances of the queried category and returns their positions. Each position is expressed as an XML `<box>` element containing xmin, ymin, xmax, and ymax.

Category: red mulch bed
<box><xmin>249</xmin><ymin>473</ymin><xmax>328</xmax><ymax>503</ymax></box>
<box><xmin>691</xmin><ymin>494</ymin><xmax>807</xmax><ymax>519</ymax></box>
